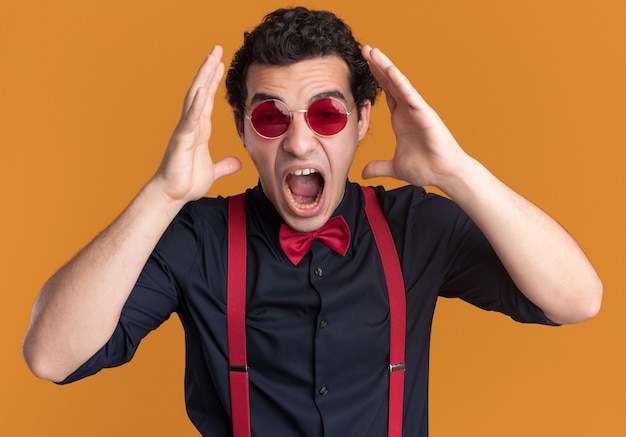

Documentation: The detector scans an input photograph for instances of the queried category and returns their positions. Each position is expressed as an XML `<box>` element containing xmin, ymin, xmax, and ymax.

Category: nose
<box><xmin>281</xmin><ymin>111</ymin><xmax>317</xmax><ymax>157</ymax></box>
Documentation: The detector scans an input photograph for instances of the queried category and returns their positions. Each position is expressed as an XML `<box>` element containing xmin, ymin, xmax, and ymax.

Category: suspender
<box><xmin>227</xmin><ymin>193</ymin><xmax>251</xmax><ymax>437</ymax></box>
<box><xmin>227</xmin><ymin>187</ymin><xmax>406</xmax><ymax>436</ymax></box>
<box><xmin>362</xmin><ymin>186</ymin><xmax>407</xmax><ymax>437</ymax></box>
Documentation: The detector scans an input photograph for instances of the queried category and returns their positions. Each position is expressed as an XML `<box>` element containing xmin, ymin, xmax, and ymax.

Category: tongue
<box><xmin>287</xmin><ymin>173</ymin><xmax>323</xmax><ymax>204</ymax></box>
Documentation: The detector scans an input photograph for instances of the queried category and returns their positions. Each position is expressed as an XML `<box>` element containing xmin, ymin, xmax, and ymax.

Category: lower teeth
<box><xmin>287</xmin><ymin>188</ymin><xmax>321</xmax><ymax>209</ymax></box>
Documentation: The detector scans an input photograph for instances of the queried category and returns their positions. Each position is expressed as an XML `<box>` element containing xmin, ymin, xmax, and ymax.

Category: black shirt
<box><xmin>62</xmin><ymin>182</ymin><xmax>555</xmax><ymax>436</ymax></box>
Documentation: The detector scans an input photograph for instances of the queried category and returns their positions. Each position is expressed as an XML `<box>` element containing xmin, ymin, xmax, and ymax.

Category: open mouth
<box><xmin>285</xmin><ymin>169</ymin><xmax>324</xmax><ymax>210</ymax></box>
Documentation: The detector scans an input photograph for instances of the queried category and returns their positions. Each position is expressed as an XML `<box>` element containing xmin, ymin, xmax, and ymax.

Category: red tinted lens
<box><xmin>250</xmin><ymin>100</ymin><xmax>291</xmax><ymax>138</ymax></box>
<box><xmin>307</xmin><ymin>98</ymin><xmax>349</xmax><ymax>136</ymax></box>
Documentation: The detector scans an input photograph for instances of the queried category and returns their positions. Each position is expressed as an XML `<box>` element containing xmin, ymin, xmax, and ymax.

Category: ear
<box><xmin>233</xmin><ymin>109</ymin><xmax>245</xmax><ymax>141</ymax></box>
<box><xmin>357</xmin><ymin>100</ymin><xmax>372</xmax><ymax>142</ymax></box>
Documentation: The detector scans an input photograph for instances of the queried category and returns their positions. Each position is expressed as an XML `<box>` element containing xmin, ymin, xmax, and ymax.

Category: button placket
<box><xmin>313</xmin><ymin>263</ymin><xmax>329</xmax><ymax>331</ymax></box>
<box><xmin>309</xmin><ymin>247</ymin><xmax>336</xmax><ymax>412</ymax></box>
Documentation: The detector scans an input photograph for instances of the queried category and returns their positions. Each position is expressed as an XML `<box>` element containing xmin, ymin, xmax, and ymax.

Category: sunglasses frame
<box><xmin>245</xmin><ymin>97</ymin><xmax>354</xmax><ymax>139</ymax></box>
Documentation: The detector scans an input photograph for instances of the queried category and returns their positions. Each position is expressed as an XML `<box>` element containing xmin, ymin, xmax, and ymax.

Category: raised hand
<box><xmin>154</xmin><ymin>45</ymin><xmax>242</xmax><ymax>203</ymax></box>
<box><xmin>361</xmin><ymin>45</ymin><xmax>468</xmax><ymax>192</ymax></box>
<box><xmin>361</xmin><ymin>45</ymin><xmax>602</xmax><ymax>325</ymax></box>
<box><xmin>22</xmin><ymin>47</ymin><xmax>243</xmax><ymax>382</ymax></box>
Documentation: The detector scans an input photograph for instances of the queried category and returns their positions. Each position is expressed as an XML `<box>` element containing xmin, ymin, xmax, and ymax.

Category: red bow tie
<box><xmin>279</xmin><ymin>216</ymin><xmax>351</xmax><ymax>265</ymax></box>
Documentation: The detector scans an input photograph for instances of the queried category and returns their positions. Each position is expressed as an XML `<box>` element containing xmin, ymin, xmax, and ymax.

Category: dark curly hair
<box><xmin>225</xmin><ymin>7</ymin><xmax>379</xmax><ymax>121</ymax></box>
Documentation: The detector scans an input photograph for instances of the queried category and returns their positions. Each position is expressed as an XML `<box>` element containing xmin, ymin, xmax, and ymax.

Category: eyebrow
<box><xmin>248</xmin><ymin>93</ymin><xmax>278</xmax><ymax>107</ymax></box>
<box><xmin>248</xmin><ymin>90</ymin><xmax>349</xmax><ymax>108</ymax></box>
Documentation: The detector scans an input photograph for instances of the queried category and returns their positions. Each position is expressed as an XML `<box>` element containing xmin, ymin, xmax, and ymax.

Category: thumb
<box><xmin>362</xmin><ymin>159</ymin><xmax>394</xmax><ymax>180</ymax></box>
<box><xmin>213</xmin><ymin>156</ymin><xmax>243</xmax><ymax>180</ymax></box>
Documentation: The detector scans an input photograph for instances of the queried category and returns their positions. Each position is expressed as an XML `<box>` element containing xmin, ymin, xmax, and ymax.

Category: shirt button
<box><xmin>319</xmin><ymin>320</ymin><xmax>328</xmax><ymax>328</ymax></box>
<box><xmin>314</xmin><ymin>267</ymin><xmax>323</xmax><ymax>277</ymax></box>
<box><xmin>319</xmin><ymin>385</ymin><xmax>329</xmax><ymax>396</ymax></box>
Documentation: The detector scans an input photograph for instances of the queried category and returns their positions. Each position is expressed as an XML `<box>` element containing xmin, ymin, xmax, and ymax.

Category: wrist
<box><xmin>140</xmin><ymin>178</ymin><xmax>190</xmax><ymax>223</ymax></box>
<box><xmin>430</xmin><ymin>152</ymin><xmax>483</xmax><ymax>198</ymax></box>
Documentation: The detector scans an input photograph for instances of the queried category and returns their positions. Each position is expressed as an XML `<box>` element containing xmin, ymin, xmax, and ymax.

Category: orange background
<box><xmin>2</xmin><ymin>0</ymin><xmax>625</xmax><ymax>435</ymax></box>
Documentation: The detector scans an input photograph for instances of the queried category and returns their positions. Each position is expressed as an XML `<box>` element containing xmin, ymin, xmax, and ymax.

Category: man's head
<box><xmin>226</xmin><ymin>7</ymin><xmax>379</xmax><ymax>121</ymax></box>
<box><xmin>226</xmin><ymin>7</ymin><xmax>379</xmax><ymax>232</ymax></box>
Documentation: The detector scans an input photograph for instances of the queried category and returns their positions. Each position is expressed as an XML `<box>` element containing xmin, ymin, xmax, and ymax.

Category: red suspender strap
<box><xmin>227</xmin><ymin>193</ymin><xmax>251</xmax><ymax>437</ymax></box>
<box><xmin>362</xmin><ymin>186</ymin><xmax>406</xmax><ymax>437</ymax></box>
<box><xmin>227</xmin><ymin>188</ymin><xmax>406</xmax><ymax>437</ymax></box>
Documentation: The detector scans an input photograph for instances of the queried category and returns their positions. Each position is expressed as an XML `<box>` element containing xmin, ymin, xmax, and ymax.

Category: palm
<box><xmin>361</xmin><ymin>46</ymin><xmax>466</xmax><ymax>190</ymax></box>
<box><xmin>155</xmin><ymin>46</ymin><xmax>241</xmax><ymax>202</ymax></box>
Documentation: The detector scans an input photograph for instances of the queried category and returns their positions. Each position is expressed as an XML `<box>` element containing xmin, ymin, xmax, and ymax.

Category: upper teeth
<box><xmin>292</xmin><ymin>168</ymin><xmax>317</xmax><ymax>176</ymax></box>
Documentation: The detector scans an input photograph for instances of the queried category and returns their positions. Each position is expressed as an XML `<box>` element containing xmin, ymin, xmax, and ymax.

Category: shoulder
<box><xmin>156</xmin><ymin>193</ymin><xmax>240</xmax><ymax>254</ymax></box>
<box><xmin>367</xmin><ymin>184</ymin><xmax>469</xmax><ymax>230</ymax></box>
<box><xmin>181</xmin><ymin>195</ymin><xmax>230</xmax><ymax>227</ymax></box>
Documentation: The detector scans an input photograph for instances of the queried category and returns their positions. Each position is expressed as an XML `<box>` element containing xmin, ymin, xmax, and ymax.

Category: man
<box><xmin>23</xmin><ymin>7</ymin><xmax>601</xmax><ymax>436</ymax></box>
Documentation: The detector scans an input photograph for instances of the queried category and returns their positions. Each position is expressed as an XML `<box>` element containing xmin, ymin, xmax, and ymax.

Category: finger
<box><xmin>177</xmin><ymin>86</ymin><xmax>210</xmax><ymax>136</ymax></box>
<box><xmin>369</xmin><ymin>51</ymin><xmax>413</xmax><ymax>104</ymax></box>
<box><xmin>361</xmin><ymin>159</ymin><xmax>395</xmax><ymax>180</ymax></box>
<box><xmin>362</xmin><ymin>46</ymin><xmax>397</xmax><ymax>92</ymax></box>
<box><xmin>365</xmin><ymin>47</ymin><xmax>427</xmax><ymax>110</ymax></box>
<box><xmin>363</xmin><ymin>48</ymin><xmax>408</xmax><ymax>113</ymax></box>
<box><xmin>213</xmin><ymin>156</ymin><xmax>243</xmax><ymax>180</ymax></box>
<box><xmin>177</xmin><ymin>55</ymin><xmax>225</xmax><ymax>133</ymax></box>
<box><xmin>201</xmin><ymin>60</ymin><xmax>225</xmax><ymax>118</ymax></box>
<box><xmin>362</xmin><ymin>46</ymin><xmax>397</xmax><ymax>112</ymax></box>
<box><xmin>194</xmin><ymin>46</ymin><xmax>224</xmax><ymax>92</ymax></box>
<box><xmin>362</xmin><ymin>45</ymin><xmax>391</xmax><ymax>90</ymax></box>
<box><xmin>183</xmin><ymin>46</ymin><xmax>224</xmax><ymax>113</ymax></box>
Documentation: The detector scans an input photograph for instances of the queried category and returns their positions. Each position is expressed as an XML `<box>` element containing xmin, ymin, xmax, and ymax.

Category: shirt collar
<box><xmin>247</xmin><ymin>180</ymin><xmax>361</xmax><ymax>263</ymax></box>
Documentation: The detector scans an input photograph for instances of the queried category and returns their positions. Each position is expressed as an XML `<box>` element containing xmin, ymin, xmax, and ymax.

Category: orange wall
<box><xmin>2</xmin><ymin>0</ymin><xmax>624</xmax><ymax>435</ymax></box>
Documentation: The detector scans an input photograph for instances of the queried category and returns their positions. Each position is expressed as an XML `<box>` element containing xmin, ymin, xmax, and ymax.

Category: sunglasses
<box><xmin>245</xmin><ymin>97</ymin><xmax>354</xmax><ymax>139</ymax></box>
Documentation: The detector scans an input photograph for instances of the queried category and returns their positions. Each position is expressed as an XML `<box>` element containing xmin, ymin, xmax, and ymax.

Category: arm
<box><xmin>23</xmin><ymin>46</ymin><xmax>242</xmax><ymax>382</ymax></box>
<box><xmin>361</xmin><ymin>46</ymin><xmax>602</xmax><ymax>324</ymax></box>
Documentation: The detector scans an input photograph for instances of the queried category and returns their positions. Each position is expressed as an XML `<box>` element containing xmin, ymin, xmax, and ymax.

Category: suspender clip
<box><xmin>388</xmin><ymin>362</ymin><xmax>405</xmax><ymax>373</ymax></box>
<box><xmin>229</xmin><ymin>364</ymin><xmax>250</xmax><ymax>373</ymax></box>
